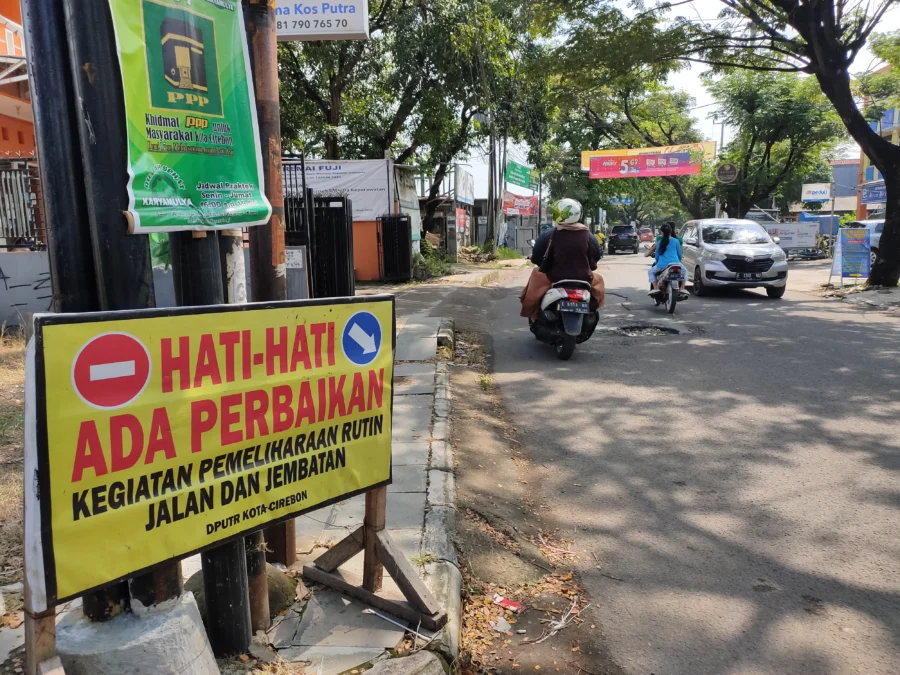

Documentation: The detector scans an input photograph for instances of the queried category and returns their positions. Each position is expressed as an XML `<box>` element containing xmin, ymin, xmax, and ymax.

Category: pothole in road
<box><xmin>616</xmin><ymin>324</ymin><xmax>680</xmax><ymax>337</ymax></box>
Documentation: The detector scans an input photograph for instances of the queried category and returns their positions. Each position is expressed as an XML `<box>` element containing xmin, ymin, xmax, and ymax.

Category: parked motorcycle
<box><xmin>530</xmin><ymin>280</ymin><xmax>600</xmax><ymax>360</ymax></box>
<box><xmin>650</xmin><ymin>264</ymin><xmax>689</xmax><ymax>314</ymax></box>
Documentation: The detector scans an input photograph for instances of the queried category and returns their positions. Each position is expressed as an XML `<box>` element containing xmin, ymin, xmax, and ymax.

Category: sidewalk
<box><xmin>258</xmin><ymin>312</ymin><xmax>460</xmax><ymax>674</ymax></box>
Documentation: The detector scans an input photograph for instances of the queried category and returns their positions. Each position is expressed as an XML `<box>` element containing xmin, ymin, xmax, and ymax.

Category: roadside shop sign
<box><xmin>716</xmin><ymin>163</ymin><xmax>738</xmax><ymax>184</ymax></box>
<box><xmin>284</xmin><ymin>160</ymin><xmax>392</xmax><ymax>221</ymax></box>
<box><xmin>25</xmin><ymin>297</ymin><xmax>394</xmax><ymax>610</ymax></box>
<box><xmin>765</xmin><ymin>224</ymin><xmax>818</xmax><ymax>250</ymax></box>
<box><xmin>837</xmin><ymin>228</ymin><xmax>870</xmax><ymax>279</ymax></box>
<box><xmin>581</xmin><ymin>142</ymin><xmax>716</xmax><ymax>172</ymax></box>
<box><xmin>801</xmin><ymin>183</ymin><xmax>832</xmax><ymax>203</ymax></box>
<box><xmin>108</xmin><ymin>0</ymin><xmax>271</xmax><ymax>233</ymax></box>
<box><xmin>275</xmin><ymin>0</ymin><xmax>370</xmax><ymax>41</ymax></box>
<box><xmin>589</xmin><ymin>152</ymin><xmax>701</xmax><ymax>179</ymax></box>
<box><xmin>861</xmin><ymin>180</ymin><xmax>887</xmax><ymax>205</ymax></box>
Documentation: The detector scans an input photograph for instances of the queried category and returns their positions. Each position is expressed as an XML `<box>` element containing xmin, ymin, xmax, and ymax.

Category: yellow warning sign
<box><xmin>32</xmin><ymin>297</ymin><xmax>394</xmax><ymax>604</ymax></box>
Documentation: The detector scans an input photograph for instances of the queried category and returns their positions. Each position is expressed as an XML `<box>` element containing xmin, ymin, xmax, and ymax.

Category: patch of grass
<box><xmin>494</xmin><ymin>246</ymin><xmax>522</xmax><ymax>260</ymax></box>
<box><xmin>479</xmin><ymin>271</ymin><xmax>501</xmax><ymax>286</ymax></box>
<box><xmin>410</xmin><ymin>552</ymin><xmax>438</xmax><ymax>566</ymax></box>
<box><xmin>478</xmin><ymin>374</ymin><xmax>494</xmax><ymax>391</ymax></box>
<box><xmin>0</xmin><ymin>327</ymin><xmax>25</xmax><ymax>589</ymax></box>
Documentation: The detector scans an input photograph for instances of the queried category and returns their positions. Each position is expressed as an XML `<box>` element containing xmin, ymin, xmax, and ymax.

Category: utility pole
<box><xmin>60</xmin><ymin>0</ymin><xmax>180</xmax><ymax>621</ymax></box>
<box><xmin>170</xmin><ymin>231</ymin><xmax>253</xmax><ymax>655</ymax></box>
<box><xmin>713</xmin><ymin>116</ymin><xmax>725</xmax><ymax>218</ymax></box>
<box><xmin>22</xmin><ymin>0</ymin><xmax>99</xmax><ymax>669</ymax></box>
<box><xmin>487</xmin><ymin>118</ymin><xmax>495</xmax><ymax>248</ymax></box>
<box><xmin>243</xmin><ymin>1</ymin><xmax>295</xmax><ymax>603</ymax></box>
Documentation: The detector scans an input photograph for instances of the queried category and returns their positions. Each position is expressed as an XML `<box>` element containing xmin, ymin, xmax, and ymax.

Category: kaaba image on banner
<box><xmin>161</xmin><ymin>17</ymin><xmax>208</xmax><ymax>92</ymax></box>
<box><xmin>142</xmin><ymin>0</ymin><xmax>223</xmax><ymax>116</ymax></box>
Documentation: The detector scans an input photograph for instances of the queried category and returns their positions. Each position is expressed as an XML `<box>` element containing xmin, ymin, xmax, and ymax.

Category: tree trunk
<box><xmin>871</xmin><ymin>170</ymin><xmax>900</xmax><ymax>286</ymax></box>
<box><xmin>812</xmin><ymin>69</ymin><xmax>900</xmax><ymax>285</ymax></box>
<box><xmin>423</xmin><ymin>163</ymin><xmax>449</xmax><ymax>242</ymax></box>
<box><xmin>326</xmin><ymin>77</ymin><xmax>340</xmax><ymax>159</ymax></box>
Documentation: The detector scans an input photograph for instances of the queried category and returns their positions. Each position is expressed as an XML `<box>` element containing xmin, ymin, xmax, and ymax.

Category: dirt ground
<box><xmin>451</xmin><ymin>333</ymin><xmax>624</xmax><ymax>675</ymax></box>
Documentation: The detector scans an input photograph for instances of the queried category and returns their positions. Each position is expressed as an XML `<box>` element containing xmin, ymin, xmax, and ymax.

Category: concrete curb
<box><xmin>423</xmin><ymin>361</ymin><xmax>461</xmax><ymax>662</ymax></box>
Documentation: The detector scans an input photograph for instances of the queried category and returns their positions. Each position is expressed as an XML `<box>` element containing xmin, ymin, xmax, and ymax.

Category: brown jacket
<box><xmin>519</xmin><ymin>267</ymin><xmax>605</xmax><ymax>319</ymax></box>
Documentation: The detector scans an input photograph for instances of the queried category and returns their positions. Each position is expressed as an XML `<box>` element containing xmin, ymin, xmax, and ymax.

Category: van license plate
<box><xmin>737</xmin><ymin>273</ymin><xmax>762</xmax><ymax>280</ymax></box>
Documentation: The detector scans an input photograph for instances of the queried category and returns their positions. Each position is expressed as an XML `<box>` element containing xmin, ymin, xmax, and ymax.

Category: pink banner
<box><xmin>502</xmin><ymin>191</ymin><xmax>539</xmax><ymax>216</ymax></box>
<box><xmin>589</xmin><ymin>152</ymin><xmax>701</xmax><ymax>179</ymax></box>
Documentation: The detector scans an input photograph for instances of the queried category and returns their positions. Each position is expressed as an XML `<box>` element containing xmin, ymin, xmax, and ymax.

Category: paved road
<box><xmin>400</xmin><ymin>254</ymin><xmax>900</xmax><ymax>674</ymax></box>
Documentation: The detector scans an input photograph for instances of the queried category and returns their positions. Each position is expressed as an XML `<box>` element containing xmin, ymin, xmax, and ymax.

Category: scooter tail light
<box><xmin>565</xmin><ymin>289</ymin><xmax>588</xmax><ymax>301</ymax></box>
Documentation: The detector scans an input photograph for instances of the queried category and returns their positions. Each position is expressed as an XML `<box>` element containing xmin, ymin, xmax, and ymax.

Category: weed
<box><xmin>410</xmin><ymin>552</ymin><xmax>438</xmax><ymax>566</ymax></box>
<box><xmin>478</xmin><ymin>374</ymin><xmax>494</xmax><ymax>391</ymax></box>
<box><xmin>479</xmin><ymin>271</ymin><xmax>500</xmax><ymax>286</ymax></box>
<box><xmin>494</xmin><ymin>246</ymin><xmax>522</xmax><ymax>260</ymax></box>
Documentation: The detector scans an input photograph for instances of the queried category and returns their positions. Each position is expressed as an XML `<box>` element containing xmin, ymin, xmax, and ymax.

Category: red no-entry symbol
<box><xmin>71</xmin><ymin>333</ymin><xmax>152</xmax><ymax>410</ymax></box>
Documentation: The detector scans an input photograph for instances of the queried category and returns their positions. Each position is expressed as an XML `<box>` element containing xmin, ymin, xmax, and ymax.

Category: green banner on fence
<box><xmin>108</xmin><ymin>0</ymin><xmax>271</xmax><ymax>233</ymax></box>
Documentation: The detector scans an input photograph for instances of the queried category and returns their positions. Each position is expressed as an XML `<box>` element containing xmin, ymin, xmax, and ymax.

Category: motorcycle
<box><xmin>525</xmin><ymin>240</ymin><xmax>600</xmax><ymax>360</ymax></box>
<box><xmin>530</xmin><ymin>279</ymin><xmax>600</xmax><ymax>360</ymax></box>
<box><xmin>650</xmin><ymin>264</ymin><xmax>689</xmax><ymax>314</ymax></box>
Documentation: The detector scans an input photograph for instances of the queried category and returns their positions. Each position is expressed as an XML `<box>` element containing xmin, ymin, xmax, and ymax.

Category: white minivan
<box><xmin>681</xmin><ymin>219</ymin><xmax>789</xmax><ymax>299</ymax></box>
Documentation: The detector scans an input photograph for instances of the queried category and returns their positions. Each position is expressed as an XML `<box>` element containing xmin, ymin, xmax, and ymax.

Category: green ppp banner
<box><xmin>108</xmin><ymin>0</ymin><xmax>271</xmax><ymax>233</ymax></box>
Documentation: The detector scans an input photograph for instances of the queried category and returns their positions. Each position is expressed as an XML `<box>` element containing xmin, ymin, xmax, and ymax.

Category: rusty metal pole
<box><xmin>243</xmin><ymin>0</ymin><xmax>287</xmax><ymax>304</ymax></box>
<box><xmin>242</xmin><ymin>1</ymin><xmax>293</xmax><ymax>635</ymax></box>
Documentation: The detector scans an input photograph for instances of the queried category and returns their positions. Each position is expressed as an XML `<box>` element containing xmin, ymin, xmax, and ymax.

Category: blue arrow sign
<box><xmin>342</xmin><ymin>311</ymin><xmax>383</xmax><ymax>366</ymax></box>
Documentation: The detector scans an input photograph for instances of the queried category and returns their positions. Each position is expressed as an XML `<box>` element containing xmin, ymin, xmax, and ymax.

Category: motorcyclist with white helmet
<box><xmin>529</xmin><ymin>198</ymin><xmax>602</xmax><ymax>282</ymax></box>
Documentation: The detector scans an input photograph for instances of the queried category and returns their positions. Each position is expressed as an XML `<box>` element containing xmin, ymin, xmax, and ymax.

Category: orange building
<box><xmin>0</xmin><ymin>0</ymin><xmax>33</xmax><ymax>158</ymax></box>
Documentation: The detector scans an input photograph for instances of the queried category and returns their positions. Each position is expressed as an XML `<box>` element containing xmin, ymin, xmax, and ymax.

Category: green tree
<box><xmin>709</xmin><ymin>72</ymin><xmax>845</xmax><ymax>217</ymax></box>
<box><xmin>677</xmin><ymin>0</ymin><xmax>900</xmax><ymax>285</ymax></box>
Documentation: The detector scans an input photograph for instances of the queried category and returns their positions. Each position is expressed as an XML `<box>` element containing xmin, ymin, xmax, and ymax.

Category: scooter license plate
<box><xmin>560</xmin><ymin>301</ymin><xmax>590</xmax><ymax>313</ymax></box>
<box><xmin>737</xmin><ymin>273</ymin><xmax>762</xmax><ymax>280</ymax></box>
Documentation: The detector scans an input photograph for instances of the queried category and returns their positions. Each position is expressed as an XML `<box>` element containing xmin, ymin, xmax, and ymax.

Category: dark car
<box><xmin>608</xmin><ymin>224</ymin><xmax>639</xmax><ymax>254</ymax></box>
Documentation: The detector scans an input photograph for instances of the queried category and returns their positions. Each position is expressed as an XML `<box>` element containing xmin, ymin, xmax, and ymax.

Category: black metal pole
<box><xmin>22</xmin><ymin>0</ymin><xmax>101</xmax><ymax>669</ymax></box>
<box><xmin>61</xmin><ymin>0</ymin><xmax>155</xmax><ymax>311</ymax></box>
<box><xmin>170</xmin><ymin>231</ymin><xmax>253</xmax><ymax>656</ymax></box>
<box><xmin>21</xmin><ymin>0</ymin><xmax>96</xmax><ymax>314</ymax></box>
<box><xmin>60</xmin><ymin>0</ymin><xmax>182</xmax><ymax>614</ymax></box>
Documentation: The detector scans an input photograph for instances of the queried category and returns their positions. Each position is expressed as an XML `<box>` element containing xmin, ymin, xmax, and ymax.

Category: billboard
<box><xmin>581</xmin><ymin>142</ymin><xmax>716</xmax><ymax>172</ymax></box>
<box><xmin>589</xmin><ymin>152</ymin><xmax>701</xmax><ymax>179</ymax></box>
<box><xmin>395</xmin><ymin>167</ymin><xmax>422</xmax><ymax>242</ymax></box>
<box><xmin>455</xmin><ymin>166</ymin><xmax>475</xmax><ymax>205</ymax></box>
<box><xmin>26</xmin><ymin>297</ymin><xmax>395</xmax><ymax>609</ymax></box>
<box><xmin>502</xmin><ymin>191</ymin><xmax>538</xmax><ymax>216</ymax></box>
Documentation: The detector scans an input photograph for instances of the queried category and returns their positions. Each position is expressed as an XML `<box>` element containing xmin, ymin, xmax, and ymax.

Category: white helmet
<box><xmin>552</xmin><ymin>198</ymin><xmax>583</xmax><ymax>225</ymax></box>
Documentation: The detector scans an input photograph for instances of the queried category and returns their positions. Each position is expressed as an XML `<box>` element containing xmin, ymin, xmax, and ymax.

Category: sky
<box><xmin>465</xmin><ymin>0</ymin><xmax>900</xmax><ymax>200</ymax></box>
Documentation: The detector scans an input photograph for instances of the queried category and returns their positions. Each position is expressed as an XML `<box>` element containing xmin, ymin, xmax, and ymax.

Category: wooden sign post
<box><xmin>303</xmin><ymin>486</ymin><xmax>447</xmax><ymax>631</ymax></box>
